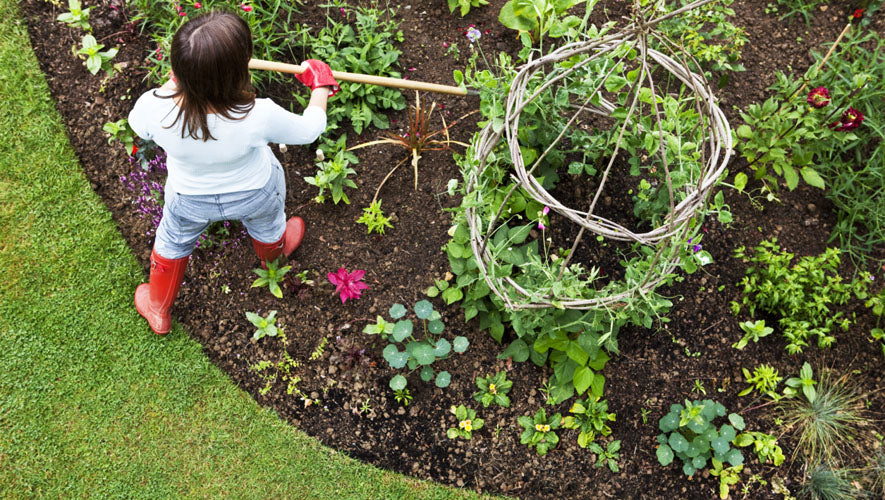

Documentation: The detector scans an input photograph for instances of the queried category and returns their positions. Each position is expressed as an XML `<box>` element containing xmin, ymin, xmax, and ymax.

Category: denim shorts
<box><xmin>154</xmin><ymin>161</ymin><xmax>286</xmax><ymax>259</ymax></box>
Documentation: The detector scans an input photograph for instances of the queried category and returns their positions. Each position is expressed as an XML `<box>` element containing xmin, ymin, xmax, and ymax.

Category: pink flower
<box><xmin>538</xmin><ymin>222</ymin><xmax>546</xmax><ymax>230</ymax></box>
<box><xmin>179</xmin><ymin>11</ymin><xmax>186</xmax><ymax>16</ymax></box>
<box><xmin>194</xmin><ymin>2</ymin><xmax>201</xmax><ymax>8</ymax></box>
<box><xmin>327</xmin><ymin>268</ymin><xmax>369</xmax><ymax>303</ymax></box>
<box><xmin>829</xmin><ymin>107</ymin><xmax>864</xmax><ymax>132</ymax></box>
<box><xmin>339</xmin><ymin>7</ymin><xmax>345</xmax><ymax>16</ymax></box>
<box><xmin>442</xmin><ymin>42</ymin><xmax>449</xmax><ymax>48</ymax></box>
<box><xmin>542</xmin><ymin>206</ymin><xmax>550</xmax><ymax>215</ymax></box>
<box><xmin>241</xmin><ymin>3</ymin><xmax>253</xmax><ymax>12</ymax></box>
<box><xmin>806</xmin><ymin>87</ymin><xmax>830</xmax><ymax>108</ymax></box>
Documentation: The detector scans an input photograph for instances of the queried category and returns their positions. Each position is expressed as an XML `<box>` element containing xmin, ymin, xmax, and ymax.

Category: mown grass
<box><xmin>0</xmin><ymin>2</ymin><xmax>491</xmax><ymax>498</ymax></box>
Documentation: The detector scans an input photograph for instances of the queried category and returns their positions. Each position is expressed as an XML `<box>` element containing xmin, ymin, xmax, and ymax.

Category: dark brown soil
<box><xmin>23</xmin><ymin>1</ymin><xmax>884</xmax><ymax>499</ymax></box>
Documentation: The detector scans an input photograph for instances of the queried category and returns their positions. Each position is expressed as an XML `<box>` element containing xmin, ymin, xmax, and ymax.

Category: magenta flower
<box><xmin>806</xmin><ymin>87</ymin><xmax>830</xmax><ymax>108</ymax></box>
<box><xmin>328</xmin><ymin>268</ymin><xmax>369</xmax><ymax>303</ymax></box>
<box><xmin>829</xmin><ymin>107</ymin><xmax>864</xmax><ymax>132</ymax></box>
<box><xmin>240</xmin><ymin>3</ymin><xmax>253</xmax><ymax>12</ymax></box>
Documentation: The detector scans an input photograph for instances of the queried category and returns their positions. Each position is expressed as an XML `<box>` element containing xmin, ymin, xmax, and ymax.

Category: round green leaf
<box><xmin>692</xmin><ymin>456</ymin><xmax>707</xmax><ymax>470</ymax></box>
<box><xmin>726</xmin><ymin>448</ymin><xmax>744</xmax><ymax>467</ymax></box>
<box><xmin>728</xmin><ymin>413</ymin><xmax>746</xmax><ymax>431</ymax></box>
<box><xmin>389</xmin><ymin>303</ymin><xmax>407</xmax><ymax>319</ymax></box>
<box><xmin>656</xmin><ymin>444</ymin><xmax>674</xmax><ymax>466</ymax></box>
<box><xmin>414</xmin><ymin>300</ymin><xmax>433</xmax><ymax>319</ymax></box>
<box><xmin>435</xmin><ymin>371</ymin><xmax>451</xmax><ymax>388</ymax></box>
<box><xmin>389</xmin><ymin>374</ymin><xmax>407</xmax><ymax>391</ymax></box>
<box><xmin>446</xmin><ymin>428</ymin><xmax>459</xmax><ymax>439</ymax></box>
<box><xmin>719</xmin><ymin>424</ymin><xmax>736</xmax><ymax>442</ymax></box>
<box><xmin>412</xmin><ymin>343</ymin><xmax>436</xmax><ymax>365</ymax></box>
<box><xmin>420</xmin><ymin>365</ymin><xmax>434</xmax><ymax>382</ymax></box>
<box><xmin>428</xmin><ymin>319</ymin><xmax>444</xmax><ymax>334</ymax></box>
<box><xmin>659</xmin><ymin>413</ymin><xmax>680</xmax><ymax>433</ymax></box>
<box><xmin>392</xmin><ymin>320</ymin><xmax>413</xmax><ymax>342</ymax></box>
<box><xmin>433</xmin><ymin>338</ymin><xmax>452</xmax><ymax>358</ymax></box>
<box><xmin>453</xmin><ymin>336</ymin><xmax>470</xmax><ymax>353</ymax></box>
<box><xmin>682</xmin><ymin>463</ymin><xmax>696</xmax><ymax>477</ymax></box>
<box><xmin>382</xmin><ymin>344</ymin><xmax>408</xmax><ymax>369</ymax></box>
<box><xmin>711</xmin><ymin>437</ymin><xmax>730</xmax><ymax>456</ymax></box>
<box><xmin>669</xmin><ymin>432</ymin><xmax>689</xmax><ymax>453</ymax></box>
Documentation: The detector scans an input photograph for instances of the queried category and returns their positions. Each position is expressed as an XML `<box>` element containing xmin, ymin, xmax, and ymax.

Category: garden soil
<box><xmin>22</xmin><ymin>1</ymin><xmax>884</xmax><ymax>498</ymax></box>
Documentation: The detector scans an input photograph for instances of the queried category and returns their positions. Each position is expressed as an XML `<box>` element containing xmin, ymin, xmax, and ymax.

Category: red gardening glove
<box><xmin>295</xmin><ymin>59</ymin><xmax>340</xmax><ymax>97</ymax></box>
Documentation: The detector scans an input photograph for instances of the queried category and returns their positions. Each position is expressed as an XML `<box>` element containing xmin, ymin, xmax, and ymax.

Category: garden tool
<box><xmin>248</xmin><ymin>58</ymin><xmax>479</xmax><ymax>97</ymax></box>
<box><xmin>134</xmin><ymin>249</ymin><xmax>189</xmax><ymax>335</ymax></box>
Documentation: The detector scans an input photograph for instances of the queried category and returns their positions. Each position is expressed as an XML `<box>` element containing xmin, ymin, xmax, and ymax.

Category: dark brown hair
<box><xmin>160</xmin><ymin>11</ymin><xmax>256</xmax><ymax>141</ymax></box>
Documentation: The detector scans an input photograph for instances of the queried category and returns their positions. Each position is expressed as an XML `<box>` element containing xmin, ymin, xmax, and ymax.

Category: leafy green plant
<box><xmin>446</xmin><ymin>405</ymin><xmax>484</xmax><ymax>439</ymax></box>
<box><xmin>424</xmin><ymin>277</ymin><xmax>463</xmax><ymax>306</ymax></box>
<box><xmin>738</xmin><ymin>364</ymin><xmax>783</xmax><ymax>398</ymax></box>
<box><xmin>733</xmin><ymin>431</ymin><xmax>785</xmax><ymax>466</ymax></box>
<box><xmin>56</xmin><ymin>0</ymin><xmax>92</xmax><ymax>31</ymax></box>
<box><xmin>447</xmin><ymin>0</ymin><xmax>489</xmax><ymax>16</ymax></box>
<box><xmin>75</xmin><ymin>34</ymin><xmax>118</xmax><ymax>77</ymax></box>
<box><xmin>304</xmin><ymin>136</ymin><xmax>358</xmax><ymax>204</ymax></box>
<box><xmin>251</xmin><ymin>258</ymin><xmax>291</xmax><ymax>299</ymax></box>
<box><xmin>562</xmin><ymin>397</ymin><xmax>616</xmax><ymax>448</ymax></box>
<box><xmin>732</xmin><ymin>239</ymin><xmax>868</xmax><ymax>354</ymax></box>
<box><xmin>518</xmin><ymin>408</ymin><xmax>561</xmax><ymax>455</ymax></box>
<box><xmin>588</xmin><ymin>439</ymin><xmax>621</xmax><ymax>473</ymax></box>
<box><xmin>799</xmin><ymin>465</ymin><xmax>863</xmax><ymax>500</ymax></box>
<box><xmin>473</xmin><ymin>371</ymin><xmax>513</xmax><ymax>408</ymax></box>
<box><xmin>778</xmin><ymin>367</ymin><xmax>866</xmax><ymax>466</ymax></box>
<box><xmin>710</xmin><ymin>458</ymin><xmax>743</xmax><ymax>499</ymax></box>
<box><xmin>784</xmin><ymin>362</ymin><xmax>817</xmax><ymax>403</ymax></box>
<box><xmin>774</xmin><ymin>0</ymin><xmax>826</xmax><ymax>25</ymax></box>
<box><xmin>249</xmin><ymin>330</ymin><xmax>304</xmax><ymax>397</ymax></box>
<box><xmin>498</xmin><ymin>0</ymin><xmax>589</xmax><ymax>47</ymax></box>
<box><xmin>245</xmin><ymin>310</ymin><xmax>280</xmax><ymax>341</ymax></box>
<box><xmin>394</xmin><ymin>388</ymin><xmax>412</xmax><ymax>406</ymax></box>
<box><xmin>733</xmin><ymin>320</ymin><xmax>774</xmax><ymax>349</ymax></box>
<box><xmin>103</xmin><ymin>118</ymin><xmax>136</xmax><ymax>156</ymax></box>
<box><xmin>302</xmin><ymin>2</ymin><xmax>406</xmax><ymax>134</ymax></box>
<box><xmin>356</xmin><ymin>200</ymin><xmax>393</xmax><ymax>235</ymax></box>
<box><xmin>364</xmin><ymin>301</ymin><xmax>469</xmax><ymax>392</ymax></box>
<box><xmin>655</xmin><ymin>399</ymin><xmax>746</xmax><ymax>477</ymax></box>
<box><xmin>866</xmin><ymin>286</ymin><xmax>885</xmax><ymax>357</ymax></box>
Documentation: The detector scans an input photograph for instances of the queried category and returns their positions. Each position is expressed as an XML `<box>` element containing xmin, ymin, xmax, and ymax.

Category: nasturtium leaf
<box><xmin>392</xmin><ymin>320</ymin><xmax>413</xmax><ymax>342</ymax></box>
<box><xmin>659</xmin><ymin>413</ymin><xmax>680</xmax><ymax>433</ymax></box>
<box><xmin>728</xmin><ymin>413</ymin><xmax>746</xmax><ymax>431</ymax></box>
<box><xmin>435</xmin><ymin>371</ymin><xmax>451</xmax><ymax>388</ymax></box>
<box><xmin>428</xmin><ymin>319</ymin><xmax>445</xmax><ymax>334</ymax></box>
<box><xmin>682</xmin><ymin>463</ymin><xmax>696</xmax><ymax>477</ymax></box>
<box><xmin>669</xmin><ymin>433</ymin><xmax>689</xmax><ymax>453</ymax></box>
<box><xmin>714</xmin><ymin>402</ymin><xmax>727</xmax><ymax>417</ymax></box>
<box><xmin>389</xmin><ymin>374</ymin><xmax>407</xmax><ymax>391</ymax></box>
<box><xmin>711</xmin><ymin>437</ymin><xmax>730</xmax><ymax>456</ymax></box>
<box><xmin>420</xmin><ymin>365</ymin><xmax>434</xmax><ymax>382</ymax></box>
<box><xmin>726</xmin><ymin>448</ymin><xmax>744</xmax><ymax>467</ymax></box>
<box><xmin>453</xmin><ymin>336</ymin><xmax>470</xmax><ymax>353</ymax></box>
<box><xmin>692</xmin><ymin>436</ymin><xmax>710</xmax><ymax>453</ymax></box>
<box><xmin>382</xmin><ymin>344</ymin><xmax>409</xmax><ymax>369</ymax></box>
<box><xmin>692</xmin><ymin>456</ymin><xmax>707</xmax><ymax>470</ymax></box>
<box><xmin>389</xmin><ymin>303</ymin><xmax>407</xmax><ymax>319</ymax></box>
<box><xmin>656</xmin><ymin>444</ymin><xmax>674</xmax><ymax>466</ymax></box>
<box><xmin>414</xmin><ymin>300</ymin><xmax>433</xmax><ymax>319</ymax></box>
<box><xmin>433</xmin><ymin>338</ymin><xmax>452</xmax><ymax>358</ymax></box>
<box><xmin>657</xmin><ymin>433</ymin><xmax>668</xmax><ymax>445</ymax></box>
<box><xmin>412</xmin><ymin>344</ymin><xmax>436</xmax><ymax>365</ymax></box>
<box><xmin>719</xmin><ymin>424</ymin><xmax>736</xmax><ymax>442</ymax></box>
<box><xmin>685</xmin><ymin>444</ymin><xmax>700</xmax><ymax>458</ymax></box>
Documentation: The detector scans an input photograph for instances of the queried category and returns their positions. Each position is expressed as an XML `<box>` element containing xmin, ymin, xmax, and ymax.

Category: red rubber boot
<box><xmin>134</xmin><ymin>249</ymin><xmax>189</xmax><ymax>335</ymax></box>
<box><xmin>251</xmin><ymin>216</ymin><xmax>305</xmax><ymax>267</ymax></box>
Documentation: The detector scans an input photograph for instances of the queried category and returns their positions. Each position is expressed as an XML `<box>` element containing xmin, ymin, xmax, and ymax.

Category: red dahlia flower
<box><xmin>830</xmin><ymin>107</ymin><xmax>864</xmax><ymax>132</ymax></box>
<box><xmin>806</xmin><ymin>87</ymin><xmax>830</xmax><ymax>108</ymax></box>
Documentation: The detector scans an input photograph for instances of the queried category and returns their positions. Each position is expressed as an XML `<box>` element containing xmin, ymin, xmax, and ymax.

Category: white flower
<box><xmin>315</xmin><ymin>149</ymin><xmax>325</xmax><ymax>161</ymax></box>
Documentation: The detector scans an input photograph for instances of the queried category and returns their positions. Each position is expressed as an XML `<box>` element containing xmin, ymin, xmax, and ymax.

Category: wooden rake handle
<box><xmin>248</xmin><ymin>58</ymin><xmax>475</xmax><ymax>97</ymax></box>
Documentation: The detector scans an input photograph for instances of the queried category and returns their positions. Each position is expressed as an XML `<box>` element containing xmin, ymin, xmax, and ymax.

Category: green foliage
<box><xmin>733</xmin><ymin>431</ymin><xmax>785</xmax><ymax>466</ymax></box>
<box><xmin>249</xmin><ymin>330</ymin><xmax>303</xmax><ymax>396</ymax></box>
<box><xmin>732</xmin><ymin>239</ymin><xmax>868</xmax><ymax>354</ymax></box>
<box><xmin>103</xmin><ymin>118</ymin><xmax>135</xmax><ymax>156</ymax></box>
<box><xmin>498</xmin><ymin>0</ymin><xmax>589</xmax><ymax>46</ymax></box>
<box><xmin>784</xmin><ymin>361</ymin><xmax>817</xmax><ymax>403</ymax></box>
<box><xmin>733</xmin><ymin>319</ymin><xmax>774</xmax><ymax>350</ymax></box>
<box><xmin>447</xmin><ymin>0</ymin><xmax>489</xmax><ymax>17</ymax></box>
<box><xmin>652</xmin><ymin>0</ymin><xmax>747</xmax><ymax>77</ymax></box>
<box><xmin>866</xmin><ymin>286</ymin><xmax>885</xmax><ymax>356</ymax></box>
<box><xmin>75</xmin><ymin>34</ymin><xmax>118</xmax><ymax>77</ymax></box>
<box><xmin>357</xmin><ymin>200</ymin><xmax>393</xmax><ymax>235</ymax></box>
<box><xmin>710</xmin><ymin>458</ymin><xmax>743</xmax><ymax>499</ymax></box>
<box><xmin>393</xmin><ymin>388</ymin><xmax>412</xmax><ymax>406</ymax></box>
<box><xmin>302</xmin><ymin>2</ymin><xmax>406</xmax><ymax>134</ymax></box>
<box><xmin>778</xmin><ymin>368</ymin><xmax>866</xmax><ymax>466</ymax></box>
<box><xmin>774</xmin><ymin>0</ymin><xmax>826</xmax><ymax>25</ymax></box>
<box><xmin>655</xmin><ymin>399</ymin><xmax>745</xmax><ymax>477</ymax></box>
<box><xmin>518</xmin><ymin>408</ymin><xmax>562</xmax><ymax>455</ymax></box>
<box><xmin>563</xmin><ymin>397</ymin><xmax>616</xmax><ymax>448</ymax></box>
<box><xmin>588</xmin><ymin>439</ymin><xmax>621</xmax><ymax>473</ymax></box>
<box><xmin>245</xmin><ymin>310</ymin><xmax>280</xmax><ymax>341</ymax></box>
<box><xmin>799</xmin><ymin>466</ymin><xmax>863</xmax><ymax>500</ymax></box>
<box><xmin>305</xmin><ymin>135</ymin><xmax>358</xmax><ymax>204</ymax></box>
<box><xmin>446</xmin><ymin>405</ymin><xmax>484</xmax><ymax>439</ymax></box>
<box><xmin>473</xmin><ymin>371</ymin><xmax>513</xmax><ymax>408</ymax></box>
<box><xmin>129</xmin><ymin>0</ymin><xmax>305</xmax><ymax>88</ymax></box>
<box><xmin>364</xmin><ymin>301</ymin><xmax>469</xmax><ymax>392</ymax></box>
<box><xmin>56</xmin><ymin>0</ymin><xmax>92</xmax><ymax>31</ymax></box>
<box><xmin>251</xmin><ymin>258</ymin><xmax>291</xmax><ymax>298</ymax></box>
<box><xmin>738</xmin><ymin>364</ymin><xmax>783</xmax><ymax>398</ymax></box>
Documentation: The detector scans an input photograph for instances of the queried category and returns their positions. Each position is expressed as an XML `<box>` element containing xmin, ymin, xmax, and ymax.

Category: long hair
<box><xmin>160</xmin><ymin>11</ymin><xmax>256</xmax><ymax>141</ymax></box>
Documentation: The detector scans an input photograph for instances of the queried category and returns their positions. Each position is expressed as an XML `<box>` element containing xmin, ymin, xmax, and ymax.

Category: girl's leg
<box><xmin>237</xmin><ymin>161</ymin><xmax>304</xmax><ymax>266</ymax></box>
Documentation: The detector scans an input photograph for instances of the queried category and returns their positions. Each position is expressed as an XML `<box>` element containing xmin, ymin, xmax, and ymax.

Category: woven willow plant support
<box><xmin>464</xmin><ymin>0</ymin><xmax>732</xmax><ymax>311</ymax></box>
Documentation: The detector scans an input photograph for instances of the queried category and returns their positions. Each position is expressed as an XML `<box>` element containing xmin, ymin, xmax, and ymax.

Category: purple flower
<box><xmin>692</xmin><ymin>244</ymin><xmax>702</xmax><ymax>253</ymax></box>
<box><xmin>466</xmin><ymin>28</ymin><xmax>481</xmax><ymax>43</ymax></box>
<box><xmin>327</xmin><ymin>268</ymin><xmax>369</xmax><ymax>303</ymax></box>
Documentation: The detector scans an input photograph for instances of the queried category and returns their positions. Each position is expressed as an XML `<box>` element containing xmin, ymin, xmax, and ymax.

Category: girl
<box><xmin>128</xmin><ymin>11</ymin><xmax>339</xmax><ymax>335</ymax></box>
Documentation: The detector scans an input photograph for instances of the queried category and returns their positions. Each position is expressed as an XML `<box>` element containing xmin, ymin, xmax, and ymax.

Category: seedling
<box><xmin>519</xmin><ymin>408</ymin><xmax>561</xmax><ymax>455</ymax></box>
<box><xmin>246</xmin><ymin>310</ymin><xmax>279</xmax><ymax>340</ymax></box>
<box><xmin>473</xmin><ymin>371</ymin><xmax>513</xmax><ymax>408</ymax></box>
<box><xmin>447</xmin><ymin>405</ymin><xmax>484</xmax><ymax>439</ymax></box>
<box><xmin>252</xmin><ymin>258</ymin><xmax>291</xmax><ymax>299</ymax></box>
<box><xmin>589</xmin><ymin>440</ymin><xmax>621</xmax><ymax>473</ymax></box>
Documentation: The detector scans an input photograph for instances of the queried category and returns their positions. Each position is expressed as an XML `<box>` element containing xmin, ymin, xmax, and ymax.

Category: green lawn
<box><xmin>0</xmin><ymin>2</ymin><xmax>489</xmax><ymax>498</ymax></box>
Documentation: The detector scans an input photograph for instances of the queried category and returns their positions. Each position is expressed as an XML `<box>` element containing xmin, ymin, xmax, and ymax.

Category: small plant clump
<box><xmin>473</xmin><ymin>371</ymin><xmax>513</xmax><ymax>408</ymax></box>
<box><xmin>562</xmin><ymin>397</ymin><xmax>616</xmax><ymax>448</ymax></box>
<box><xmin>655</xmin><ymin>399</ymin><xmax>746</xmax><ymax>477</ymax></box>
<box><xmin>251</xmin><ymin>258</ymin><xmax>291</xmax><ymax>299</ymax></box>
<box><xmin>519</xmin><ymin>408</ymin><xmax>561</xmax><ymax>456</ymax></box>
<box><xmin>589</xmin><ymin>439</ymin><xmax>621</xmax><ymax>473</ymax></box>
<box><xmin>446</xmin><ymin>405</ymin><xmax>484</xmax><ymax>440</ymax></box>
<box><xmin>357</xmin><ymin>200</ymin><xmax>394</xmax><ymax>235</ymax></box>
<box><xmin>304</xmin><ymin>136</ymin><xmax>358</xmax><ymax>204</ymax></box>
<box><xmin>245</xmin><ymin>310</ymin><xmax>279</xmax><ymax>341</ymax></box>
